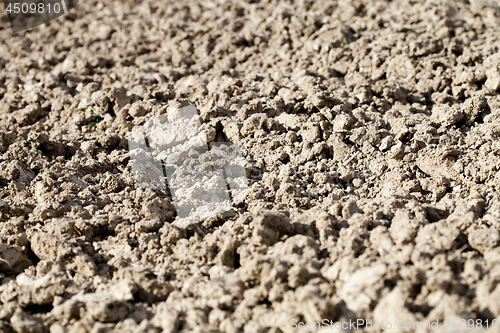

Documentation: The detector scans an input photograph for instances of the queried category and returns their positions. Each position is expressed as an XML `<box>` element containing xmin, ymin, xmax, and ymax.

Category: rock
<box><xmin>379</xmin><ymin>135</ymin><xmax>394</xmax><ymax>151</ymax></box>
<box><xmin>30</xmin><ymin>232</ymin><xmax>64</xmax><ymax>260</ymax></box>
<box><xmin>77</xmin><ymin>293</ymin><xmax>128</xmax><ymax>323</ymax></box>
<box><xmin>10</xmin><ymin>308</ymin><xmax>43</xmax><ymax>333</ymax></box>
<box><xmin>222</xmin><ymin>120</ymin><xmax>241</xmax><ymax>142</ymax></box>
<box><xmin>338</xmin><ymin>165</ymin><xmax>356</xmax><ymax>182</ymax></box>
<box><xmin>373</xmin><ymin>287</ymin><xmax>418</xmax><ymax>332</ymax></box>
<box><xmin>431</xmin><ymin>104</ymin><xmax>463</xmax><ymax>127</ymax></box>
<box><xmin>389</xmin><ymin>141</ymin><xmax>404</xmax><ymax>160</ymax></box>
<box><xmin>468</xmin><ymin>227</ymin><xmax>500</xmax><ymax>254</ymax></box>
<box><xmin>0</xmin><ymin>241</ymin><xmax>32</xmax><ymax>274</ymax></box>
<box><xmin>300</xmin><ymin>123</ymin><xmax>321</xmax><ymax>143</ymax></box>
<box><xmin>339</xmin><ymin>264</ymin><xmax>387</xmax><ymax>313</ymax></box>
<box><xmin>108</xmin><ymin>87</ymin><xmax>131</xmax><ymax>112</ymax></box>
<box><xmin>129</xmin><ymin>101</ymin><xmax>148</xmax><ymax>118</ymax></box>
<box><xmin>329</xmin><ymin>136</ymin><xmax>354</xmax><ymax>162</ymax></box>
<box><xmin>91</xmin><ymin>91</ymin><xmax>109</xmax><ymax>107</ymax></box>
<box><xmin>30</xmin><ymin>232</ymin><xmax>97</xmax><ymax>276</ymax></box>
<box><xmin>285</xmin><ymin>131</ymin><xmax>298</xmax><ymax>144</ymax></box>
<box><xmin>485</xmin><ymin>67</ymin><xmax>500</xmax><ymax>91</ymax></box>
<box><xmin>116</xmin><ymin>268</ymin><xmax>173</xmax><ymax>303</ymax></box>
<box><xmin>17</xmin><ymin>267</ymin><xmax>68</xmax><ymax>306</ymax></box>
<box><xmin>332</xmin><ymin>114</ymin><xmax>354</xmax><ymax>132</ymax></box>
<box><xmin>279</xmin><ymin>235</ymin><xmax>319</xmax><ymax>259</ymax></box>
<box><xmin>100</xmin><ymin>280</ymin><xmax>138</xmax><ymax>302</ymax></box>
<box><xmin>151</xmin><ymin>303</ymin><xmax>181</xmax><ymax>333</ymax></box>
<box><xmin>462</xmin><ymin>95</ymin><xmax>487</xmax><ymax>125</ymax></box>
<box><xmin>90</xmin><ymin>23</ymin><xmax>114</xmax><ymax>40</ymax></box>
<box><xmin>390</xmin><ymin>210</ymin><xmax>420</xmax><ymax>245</ymax></box>
<box><xmin>250</xmin><ymin>210</ymin><xmax>292</xmax><ymax>246</ymax></box>
<box><xmin>342</xmin><ymin>201</ymin><xmax>362</xmax><ymax>219</ymax></box>
<box><xmin>12</xmin><ymin>104</ymin><xmax>42</xmax><ymax>126</ymax></box>
<box><xmin>287</xmin><ymin>265</ymin><xmax>310</xmax><ymax>288</ymax></box>
<box><xmin>415</xmin><ymin>221</ymin><xmax>459</xmax><ymax>256</ymax></box>
<box><xmin>241</xmin><ymin>113</ymin><xmax>267</xmax><ymax>137</ymax></box>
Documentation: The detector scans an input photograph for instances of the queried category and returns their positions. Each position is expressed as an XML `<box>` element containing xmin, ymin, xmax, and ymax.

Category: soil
<box><xmin>0</xmin><ymin>0</ymin><xmax>500</xmax><ymax>332</ymax></box>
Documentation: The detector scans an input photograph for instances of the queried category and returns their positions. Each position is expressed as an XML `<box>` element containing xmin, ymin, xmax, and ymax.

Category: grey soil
<box><xmin>1</xmin><ymin>0</ymin><xmax>500</xmax><ymax>332</ymax></box>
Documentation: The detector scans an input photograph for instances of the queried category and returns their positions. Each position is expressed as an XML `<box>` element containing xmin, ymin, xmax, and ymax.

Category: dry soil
<box><xmin>1</xmin><ymin>0</ymin><xmax>500</xmax><ymax>332</ymax></box>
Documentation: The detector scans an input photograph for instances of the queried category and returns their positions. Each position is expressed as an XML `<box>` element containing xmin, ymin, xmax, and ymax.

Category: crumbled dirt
<box><xmin>0</xmin><ymin>0</ymin><xmax>500</xmax><ymax>332</ymax></box>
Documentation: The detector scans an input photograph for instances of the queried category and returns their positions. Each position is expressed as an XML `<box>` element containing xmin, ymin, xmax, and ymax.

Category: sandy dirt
<box><xmin>1</xmin><ymin>0</ymin><xmax>500</xmax><ymax>332</ymax></box>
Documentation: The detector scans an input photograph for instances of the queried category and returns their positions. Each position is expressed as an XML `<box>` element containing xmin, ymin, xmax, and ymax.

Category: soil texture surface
<box><xmin>1</xmin><ymin>0</ymin><xmax>500</xmax><ymax>332</ymax></box>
